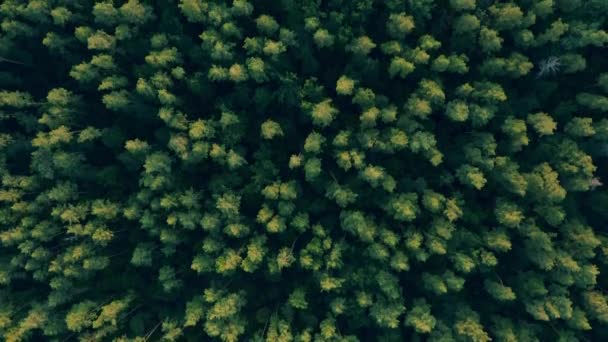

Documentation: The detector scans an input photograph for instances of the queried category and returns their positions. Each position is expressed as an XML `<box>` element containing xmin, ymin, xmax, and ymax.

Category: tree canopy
<box><xmin>0</xmin><ymin>0</ymin><xmax>607</xmax><ymax>341</ymax></box>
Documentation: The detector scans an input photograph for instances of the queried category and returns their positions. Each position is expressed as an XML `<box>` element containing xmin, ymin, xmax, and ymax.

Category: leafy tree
<box><xmin>479</xmin><ymin>26</ymin><xmax>503</xmax><ymax>53</ymax></box>
<box><xmin>405</xmin><ymin>299</ymin><xmax>436</xmax><ymax>333</ymax></box>
<box><xmin>387</xmin><ymin>12</ymin><xmax>415</xmax><ymax>38</ymax></box>
<box><xmin>527</xmin><ymin>112</ymin><xmax>557</xmax><ymax>136</ymax></box>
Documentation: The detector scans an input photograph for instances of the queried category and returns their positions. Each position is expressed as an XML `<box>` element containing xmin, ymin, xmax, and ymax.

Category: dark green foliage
<box><xmin>0</xmin><ymin>0</ymin><xmax>607</xmax><ymax>341</ymax></box>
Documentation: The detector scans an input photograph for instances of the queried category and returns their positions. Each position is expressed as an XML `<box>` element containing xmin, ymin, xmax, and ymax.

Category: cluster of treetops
<box><xmin>0</xmin><ymin>0</ymin><xmax>608</xmax><ymax>341</ymax></box>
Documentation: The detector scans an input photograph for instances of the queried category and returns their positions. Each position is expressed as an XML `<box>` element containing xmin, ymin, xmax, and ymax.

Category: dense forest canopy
<box><xmin>1</xmin><ymin>0</ymin><xmax>608</xmax><ymax>341</ymax></box>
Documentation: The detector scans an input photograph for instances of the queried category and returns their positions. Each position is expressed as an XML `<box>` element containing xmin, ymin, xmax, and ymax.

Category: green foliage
<box><xmin>310</xmin><ymin>99</ymin><xmax>338</xmax><ymax>127</ymax></box>
<box><xmin>389</xmin><ymin>57</ymin><xmax>415</xmax><ymax>79</ymax></box>
<box><xmin>484</xmin><ymin>280</ymin><xmax>516</xmax><ymax>301</ymax></box>
<box><xmin>313</xmin><ymin>29</ymin><xmax>335</xmax><ymax>48</ymax></box>
<box><xmin>260</xmin><ymin>120</ymin><xmax>283</xmax><ymax>140</ymax></box>
<box><xmin>527</xmin><ymin>112</ymin><xmax>557</xmax><ymax>136</ymax></box>
<box><xmin>446</xmin><ymin>100</ymin><xmax>470</xmax><ymax>122</ymax></box>
<box><xmin>405</xmin><ymin>299</ymin><xmax>436</xmax><ymax>333</ymax></box>
<box><xmin>387</xmin><ymin>12</ymin><xmax>415</xmax><ymax>38</ymax></box>
<box><xmin>479</xmin><ymin>26</ymin><xmax>503</xmax><ymax>53</ymax></box>
<box><xmin>0</xmin><ymin>1</ymin><xmax>606</xmax><ymax>341</ymax></box>
<box><xmin>454</xmin><ymin>308</ymin><xmax>492</xmax><ymax>342</ymax></box>
<box><xmin>336</xmin><ymin>75</ymin><xmax>355</xmax><ymax>95</ymax></box>
<box><xmin>454</xmin><ymin>14</ymin><xmax>480</xmax><ymax>34</ymax></box>
<box><xmin>456</xmin><ymin>165</ymin><xmax>487</xmax><ymax>190</ymax></box>
<box><xmin>565</xmin><ymin>117</ymin><xmax>595</xmax><ymax>137</ymax></box>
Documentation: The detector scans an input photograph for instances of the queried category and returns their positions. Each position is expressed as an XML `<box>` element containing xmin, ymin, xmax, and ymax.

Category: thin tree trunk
<box><xmin>0</xmin><ymin>56</ymin><xmax>29</xmax><ymax>66</ymax></box>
